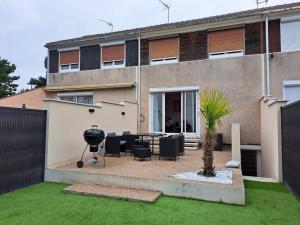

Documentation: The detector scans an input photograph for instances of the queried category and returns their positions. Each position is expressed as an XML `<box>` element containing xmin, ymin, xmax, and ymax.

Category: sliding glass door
<box><xmin>150</xmin><ymin>90</ymin><xmax>198</xmax><ymax>134</ymax></box>
<box><xmin>151</xmin><ymin>93</ymin><xmax>163</xmax><ymax>132</ymax></box>
<box><xmin>183</xmin><ymin>91</ymin><xmax>197</xmax><ymax>133</ymax></box>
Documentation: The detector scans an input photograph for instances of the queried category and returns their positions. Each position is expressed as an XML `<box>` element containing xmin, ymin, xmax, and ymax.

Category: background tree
<box><xmin>27</xmin><ymin>76</ymin><xmax>46</xmax><ymax>89</ymax></box>
<box><xmin>27</xmin><ymin>56</ymin><xmax>47</xmax><ymax>90</ymax></box>
<box><xmin>0</xmin><ymin>58</ymin><xmax>20</xmax><ymax>98</ymax></box>
<box><xmin>199</xmin><ymin>89</ymin><xmax>232</xmax><ymax>176</ymax></box>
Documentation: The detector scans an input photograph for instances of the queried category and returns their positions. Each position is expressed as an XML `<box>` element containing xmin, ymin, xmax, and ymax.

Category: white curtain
<box><xmin>152</xmin><ymin>93</ymin><xmax>162</xmax><ymax>132</ymax></box>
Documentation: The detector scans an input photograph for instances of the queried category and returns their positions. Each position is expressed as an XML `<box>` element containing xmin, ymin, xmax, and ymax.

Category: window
<box><xmin>283</xmin><ymin>80</ymin><xmax>300</xmax><ymax>104</ymax></box>
<box><xmin>281</xmin><ymin>15</ymin><xmax>300</xmax><ymax>52</ymax></box>
<box><xmin>149</xmin><ymin>37</ymin><xmax>179</xmax><ymax>65</ymax></box>
<box><xmin>209</xmin><ymin>50</ymin><xmax>244</xmax><ymax>59</ymax></box>
<box><xmin>59</xmin><ymin>93</ymin><xmax>93</xmax><ymax>105</ymax></box>
<box><xmin>101</xmin><ymin>44</ymin><xmax>125</xmax><ymax>69</ymax></box>
<box><xmin>59</xmin><ymin>50</ymin><xmax>80</xmax><ymax>72</ymax></box>
<box><xmin>208</xmin><ymin>28</ymin><xmax>244</xmax><ymax>59</ymax></box>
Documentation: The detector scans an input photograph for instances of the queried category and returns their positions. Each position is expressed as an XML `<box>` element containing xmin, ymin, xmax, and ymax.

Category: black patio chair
<box><xmin>178</xmin><ymin>134</ymin><xmax>185</xmax><ymax>156</ymax></box>
<box><xmin>105</xmin><ymin>135</ymin><xmax>121</xmax><ymax>157</ymax></box>
<box><xmin>121</xmin><ymin>134</ymin><xmax>139</xmax><ymax>155</ymax></box>
<box><xmin>159</xmin><ymin>135</ymin><xmax>179</xmax><ymax>161</ymax></box>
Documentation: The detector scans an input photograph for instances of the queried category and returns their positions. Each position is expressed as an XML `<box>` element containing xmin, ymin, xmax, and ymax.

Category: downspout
<box><xmin>137</xmin><ymin>30</ymin><xmax>141</xmax><ymax>133</ymax></box>
<box><xmin>265</xmin><ymin>15</ymin><xmax>271</xmax><ymax>96</ymax></box>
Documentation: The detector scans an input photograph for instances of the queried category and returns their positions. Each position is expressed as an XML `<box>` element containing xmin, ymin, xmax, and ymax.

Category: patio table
<box><xmin>136</xmin><ymin>133</ymin><xmax>166</xmax><ymax>154</ymax></box>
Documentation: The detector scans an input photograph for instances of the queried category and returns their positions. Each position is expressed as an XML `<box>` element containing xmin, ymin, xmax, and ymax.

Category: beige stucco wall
<box><xmin>46</xmin><ymin>88</ymin><xmax>136</xmax><ymax>104</ymax></box>
<box><xmin>140</xmin><ymin>55</ymin><xmax>263</xmax><ymax>144</ymax></box>
<box><xmin>0</xmin><ymin>88</ymin><xmax>46</xmax><ymax>110</ymax></box>
<box><xmin>270</xmin><ymin>51</ymin><xmax>300</xmax><ymax>99</ymax></box>
<box><xmin>260</xmin><ymin>98</ymin><xmax>286</xmax><ymax>181</ymax></box>
<box><xmin>48</xmin><ymin>66</ymin><xmax>137</xmax><ymax>87</ymax></box>
<box><xmin>44</xmin><ymin>99</ymin><xmax>137</xmax><ymax>167</ymax></box>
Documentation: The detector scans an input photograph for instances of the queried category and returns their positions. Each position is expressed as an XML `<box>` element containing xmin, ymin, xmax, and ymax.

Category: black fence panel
<box><xmin>0</xmin><ymin>107</ymin><xmax>47</xmax><ymax>194</ymax></box>
<box><xmin>281</xmin><ymin>101</ymin><xmax>300</xmax><ymax>200</ymax></box>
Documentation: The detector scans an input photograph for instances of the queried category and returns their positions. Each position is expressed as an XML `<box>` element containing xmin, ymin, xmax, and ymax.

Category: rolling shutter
<box><xmin>60</xmin><ymin>50</ymin><xmax>79</xmax><ymax>65</ymax></box>
<box><xmin>208</xmin><ymin>28</ymin><xmax>244</xmax><ymax>53</ymax></box>
<box><xmin>281</xmin><ymin>15</ymin><xmax>300</xmax><ymax>52</ymax></box>
<box><xmin>149</xmin><ymin>37</ymin><xmax>179</xmax><ymax>60</ymax></box>
<box><xmin>101</xmin><ymin>44</ymin><xmax>125</xmax><ymax>62</ymax></box>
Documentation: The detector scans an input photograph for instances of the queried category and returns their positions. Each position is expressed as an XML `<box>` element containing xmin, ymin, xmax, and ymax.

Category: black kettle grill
<box><xmin>77</xmin><ymin>125</ymin><xmax>105</xmax><ymax>168</ymax></box>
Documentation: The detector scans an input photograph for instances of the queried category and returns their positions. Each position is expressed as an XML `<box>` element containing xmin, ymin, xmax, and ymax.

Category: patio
<box><xmin>45</xmin><ymin>148</ymin><xmax>245</xmax><ymax>205</ymax></box>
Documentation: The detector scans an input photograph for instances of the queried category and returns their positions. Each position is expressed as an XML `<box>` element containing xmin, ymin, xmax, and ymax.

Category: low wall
<box><xmin>260</xmin><ymin>97</ymin><xmax>287</xmax><ymax>181</ymax></box>
<box><xmin>44</xmin><ymin>100</ymin><xmax>137</xmax><ymax>167</ymax></box>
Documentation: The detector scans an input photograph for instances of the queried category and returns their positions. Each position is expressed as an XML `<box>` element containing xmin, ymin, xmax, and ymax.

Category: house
<box><xmin>44</xmin><ymin>2</ymin><xmax>300</xmax><ymax>147</ymax></box>
<box><xmin>0</xmin><ymin>88</ymin><xmax>46</xmax><ymax>110</ymax></box>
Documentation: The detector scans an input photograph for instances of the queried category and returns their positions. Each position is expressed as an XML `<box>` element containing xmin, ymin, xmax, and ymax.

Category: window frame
<box><xmin>100</xmin><ymin>42</ymin><xmax>126</xmax><ymax>69</ymax></box>
<box><xmin>58</xmin><ymin>92</ymin><xmax>93</xmax><ymax>105</ymax></box>
<box><xmin>209</xmin><ymin>50</ymin><xmax>244</xmax><ymax>59</ymax></box>
<box><xmin>58</xmin><ymin>48</ymin><xmax>80</xmax><ymax>73</ymax></box>
<box><xmin>150</xmin><ymin>57</ymin><xmax>179</xmax><ymax>65</ymax></box>
<box><xmin>149</xmin><ymin>37</ymin><xmax>179</xmax><ymax>65</ymax></box>
<box><xmin>208</xmin><ymin>27</ymin><xmax>245</xmax><ymax>59</ymax></box>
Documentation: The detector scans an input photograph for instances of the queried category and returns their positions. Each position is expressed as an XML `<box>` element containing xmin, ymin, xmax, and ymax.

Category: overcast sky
<box><xmin>0</xmin><ymin>0</ymin><xmax>297</xmax><ymax>90</ymax></box>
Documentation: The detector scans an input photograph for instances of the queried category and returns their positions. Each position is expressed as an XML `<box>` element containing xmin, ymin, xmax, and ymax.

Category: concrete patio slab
<box><xmin>45</xmin><ymin>148</ymin><xmax>245</xmax><ymax>205</ymax></box>
<box><xmin>64</xmin><ymin>183</ymin><xmax>161</xmax><ymax>203</ymax></box>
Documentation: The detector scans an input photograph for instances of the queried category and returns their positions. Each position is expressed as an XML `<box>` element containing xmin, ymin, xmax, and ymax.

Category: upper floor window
<box><xmin>208</xmin><ymin>28</ymin><xmax>244</xmax><ymax>59</ymax></box>
<box><xmin>101</xmin><ymin>44</ymin><xmax>125</xmax><ymax>69</ymax></box>
<box><xmin>281</xmin><ymin>15</ymin><xmax>300</xmax><ymax>52</ymax></box>
<box><xmin>149</xmin><ymin>37</ymin><xmax>179</xmax><ymax>65</ymax></box>
<box><xmin>59</xmin><ymin>50</ymin><xmax>80</xmax><ymax>73</ymax></box>
<box><xmin>58</xmin><ymin>92</ymin><xmax>93</xmax><ymax>104</ymax></box>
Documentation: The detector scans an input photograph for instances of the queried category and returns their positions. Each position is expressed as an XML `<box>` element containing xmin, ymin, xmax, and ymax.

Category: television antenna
<box><xmin>158</xmin><ymin>0</ymin><xmax>170</xmax><ymax>23</ymax></box>
<box><xmin>256</xmin><ymin>0</ymin><xmax>268</xmax><ymax>8</ymax></box>
<box><xmin>99</xmin><ymin>19</ymin><xmax>113</xmax><ymax>32</ymax></box>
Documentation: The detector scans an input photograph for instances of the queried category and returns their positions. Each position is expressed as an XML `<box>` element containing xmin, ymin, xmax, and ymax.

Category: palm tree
<box><xmin>199</xmin><ymin>89</ymin><xmax>232</xmax><ymax>177</ymax></box>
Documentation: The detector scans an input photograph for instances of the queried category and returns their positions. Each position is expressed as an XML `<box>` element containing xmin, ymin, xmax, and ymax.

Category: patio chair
<box><xmin>105</xmin><ymin>135</ymin><xmax>121</xmax><ymax>157</ymax></box>
<box><xmin>133</xmin><ymin>146</ymin><xmax>151</xmax><ymax>161</ymax></box>
<box><xmin>121</xmin><ymin>134</ymin><xmax>139</xmax><ymax>155</ymax></box>
<box><xmin>107</xmin><ymin>132</ymin><xmax>116</xmax><ymax>137</ymax></box>
<box><xmin>159</xmin><ymin>135</ymin><xmax>179</xmax><ymax>161</ymax></box>
<box><xmin>178</xmin><ymin>134</ymin><xmax>185</xmax><ymax>156</ymax></box>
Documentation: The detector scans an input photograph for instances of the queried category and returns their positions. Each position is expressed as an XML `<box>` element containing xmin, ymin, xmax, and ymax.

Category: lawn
<box><xmin>0</xmin><ymin>181</ymin><xmax>299</xmax><ymax>225</ymax></box>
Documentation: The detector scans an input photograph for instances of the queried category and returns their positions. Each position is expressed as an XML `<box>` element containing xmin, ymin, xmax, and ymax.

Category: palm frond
<box><xmin>200</xmin><ymin>89</ymin><xmax>232</xmax><ymax>135</ymax></box>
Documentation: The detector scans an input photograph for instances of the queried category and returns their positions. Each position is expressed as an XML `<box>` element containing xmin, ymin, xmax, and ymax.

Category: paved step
<box><xmin>64</xmin><ymin>183</ymin><xmax>161</xmax><ymax>203</ymax></box>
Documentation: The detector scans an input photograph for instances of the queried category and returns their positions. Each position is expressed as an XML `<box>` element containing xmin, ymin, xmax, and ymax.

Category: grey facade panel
<box><xmin>180</xmin><ymin>31</ymin><xmax>208</xmax><ymax>62</ymax></box>
<box><xmin>49</xmin><ymin>50</ymin><xmax>59</xmax><ymax>73</ymax></box>
<box><xmin>80</xmin><ymin>45</ymin><xmax>100</xmax><ymax>71</ymax></box>
<box><xmin>126</xmin><ymin>40</ymin><xmax>138</xmax><ymax>67</ymax></box>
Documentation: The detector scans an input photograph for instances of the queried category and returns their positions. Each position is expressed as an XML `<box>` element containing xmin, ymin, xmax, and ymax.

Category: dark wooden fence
<box><xmin>281</xmin><ymin>101</ymin><xmax>300</xmax><ymax>200</ymax></box>
<box><xmin>0</xmin><ymin>107</ymin><xmax>47</xmax><ymax>194</ymax></box>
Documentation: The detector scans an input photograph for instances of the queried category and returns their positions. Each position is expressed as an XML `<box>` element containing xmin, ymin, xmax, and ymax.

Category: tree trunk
<box><xmin>202</xmin><ymin>129</ymin><xmax>215</xmax><ymax>176</ymax></box>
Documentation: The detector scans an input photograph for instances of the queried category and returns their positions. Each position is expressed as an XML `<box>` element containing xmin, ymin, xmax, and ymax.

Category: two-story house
<box><xmin>45</xmin><ymin>2</ymin><xmax>300</xmax><ymax>145</ymax></box>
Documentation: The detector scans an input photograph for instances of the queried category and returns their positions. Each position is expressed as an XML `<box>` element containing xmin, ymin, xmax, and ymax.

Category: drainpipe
<box><xmin>265</xmin><ymin>15</ymin><xmax>271</xmax><ymax>96</ymax></box>
<box><xmin>137</xmin><ymin>30</ymin><xmax>141</xmax><ymax>133</ymax></box>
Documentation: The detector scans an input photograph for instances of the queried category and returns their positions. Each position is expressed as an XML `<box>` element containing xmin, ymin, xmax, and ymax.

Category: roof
<box><xmin>45</xmin><ymin>2</ymin><xmax>300</xmax><ymax>48</ymax></box>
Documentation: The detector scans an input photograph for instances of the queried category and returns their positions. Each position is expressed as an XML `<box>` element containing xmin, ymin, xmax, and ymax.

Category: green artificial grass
<box><xmin>0</xmin><ymin>180</ymin><xmax>299</xmax><ymax>225</ymax></box>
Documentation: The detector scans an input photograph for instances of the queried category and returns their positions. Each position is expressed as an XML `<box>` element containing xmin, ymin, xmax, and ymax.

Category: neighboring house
<box><xmin>44</xmin><ymin>2</ymin><xmax>300</xmax><ymax>145</ymax></box>
<box><xmin>0</xmin><ymin>88</ymin><xmax>46</xmax><ymax>110</ymax></box>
